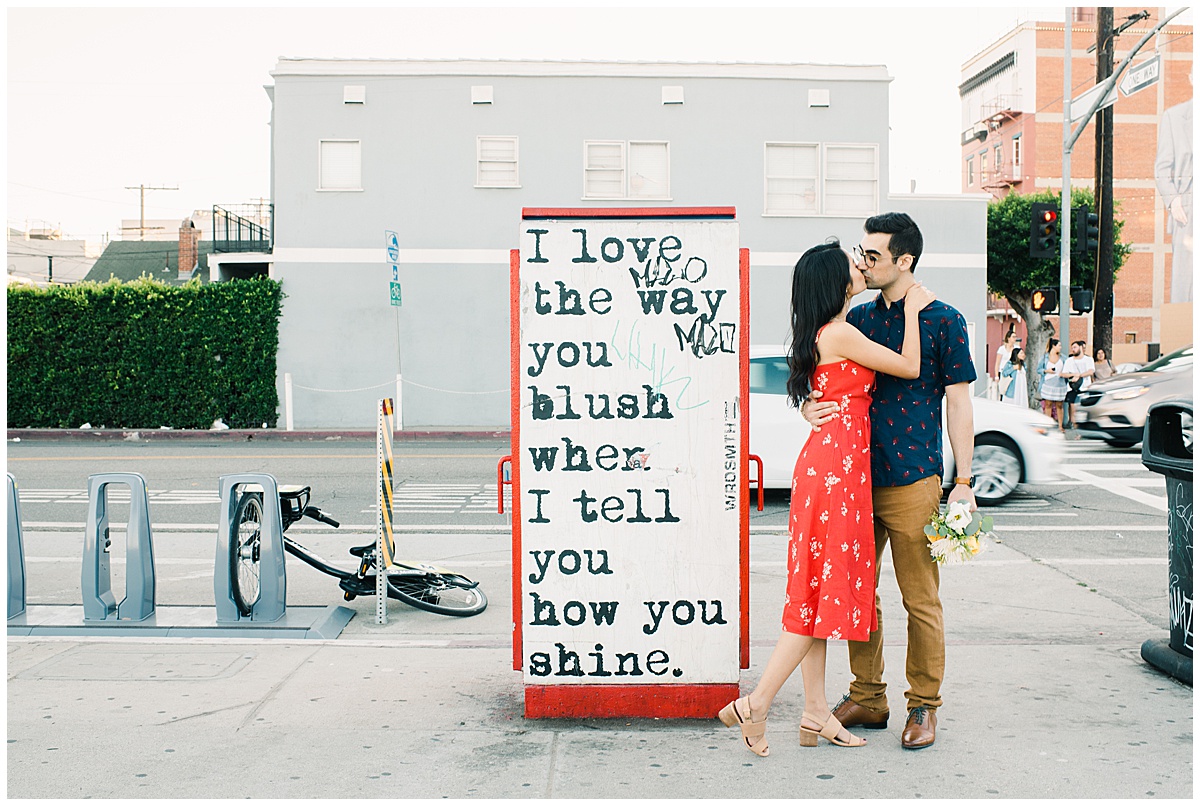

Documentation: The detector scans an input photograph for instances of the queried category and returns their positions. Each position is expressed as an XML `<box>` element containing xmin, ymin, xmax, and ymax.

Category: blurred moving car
<box><xmin>748</xmin><ymin>345</ymin><xmax>1065</xmax><ymax>506</ymax></box>
<box><xmin>1075</xmin><ymin>345</ymin><xmax>1193</xmax><ymax>448</ymax></box>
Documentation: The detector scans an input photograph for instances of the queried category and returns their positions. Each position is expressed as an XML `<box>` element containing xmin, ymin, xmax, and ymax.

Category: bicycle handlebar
<box><xmin>303</xmin><ymin>506</ymin><xmax>341</xmax><ymax>529</ymax></box>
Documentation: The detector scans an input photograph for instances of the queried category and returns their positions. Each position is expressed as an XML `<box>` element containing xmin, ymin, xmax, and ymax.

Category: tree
<box><xmin>986</xmin><ymin>188</ymin><xmax>1130</xmax><ymax>407</ymax></box>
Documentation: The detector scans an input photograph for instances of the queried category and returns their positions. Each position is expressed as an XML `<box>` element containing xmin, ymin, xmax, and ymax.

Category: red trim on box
<box><xmin>521</xmin><ymin>207</ymin><xmax>736</xmax><ymax>220</ymax></box>
<box><xmin>739</xmin><ymin>248</ymin><xmax>751</xmax><ymax>670</ymax></box>
<box><xmin>510</xmin><ymin>248</ymin><xmax>523</xmax><ymax>672</ymax></box>
<box><xmin>524</xmin><ymin>684</ymin><xmax>739</xmax><ymax>719</ymax></box>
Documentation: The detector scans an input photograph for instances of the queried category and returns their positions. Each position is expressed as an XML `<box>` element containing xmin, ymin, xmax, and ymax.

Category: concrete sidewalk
<box><xmin>6</xmin><ymin>535</ymin><xmax>1193</xmax><ymax>799</ymax></box>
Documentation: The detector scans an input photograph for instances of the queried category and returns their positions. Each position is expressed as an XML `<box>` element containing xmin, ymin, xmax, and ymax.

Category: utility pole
<box><xmin>47</xmin><ymin>255</ymin><xmax>52</xmax><ymax>284</ymax></box>
<box><xmin>124</xmin><ymin>184</ymin><xmax>178</xmax><ymax>240</ymax></box>
<box><xmin>1093</xmin><ymin>6</ymin><xmax>1115</xmax><ymax>356</ymax></box>
<box><xmin>1059</xmin><ymin>7</ymin><xmax>1183</xmax><ymax>348</ymax></box>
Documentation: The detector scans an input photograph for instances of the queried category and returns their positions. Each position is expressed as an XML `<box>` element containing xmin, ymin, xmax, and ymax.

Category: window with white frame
<box><xmin>318</xmin><ymin>140</ymin><xmax>362</xmax><ymax>190</ymax></box>
<box><xmin>476</xmin><ymin>136</ymin><xmax>519</xmax><ymax>187</ymax></box>
<box><xmin>764</xmin><ymin>142</ymin><xmax>877</xmax><ymax>216</ymax></box>
<box><xmin>979</xmin><ymin>149</ymin><xmax>988</xmax><ymax>180</ymax></box>
<box><xmin>823</xmin><ymin>144</ymin><xmax>878</xmax><ymax>216</ymax></box>
<box><xmin>765</xmin><ymin>143</ymin><xmax>819</xmax><ymax>214</ymax></box>
<box><xmin>967</xmin><ymin>156</ymin><xmax>975</xmax><ymax>186</ymax></box>
<box><xmin>1012</xmin><ymin>135</ymin><xmax>1022</xmax><ymax>171</ymax></box>
<box><xmin>584</xmin><ymin>140</ymin><xmax>669</xmax><ymax>199</ymax></box>
<box><xmin>994</xmin><ymin>144</ymin><xmax>1003</xmax><ymax>173</ymax></box>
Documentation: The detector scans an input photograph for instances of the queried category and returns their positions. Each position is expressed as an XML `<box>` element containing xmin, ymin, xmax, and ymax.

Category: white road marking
<box><xmin>1058</xmin><ymin>467</ymin><xmax>1168</xmax><ymax>512</ymax></box>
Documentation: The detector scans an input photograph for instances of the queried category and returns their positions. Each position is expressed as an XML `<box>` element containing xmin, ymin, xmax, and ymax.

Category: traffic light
<box><xmin>1031</xmin><ymin>287</ymin><xmax>1059</xmax><ymax>314</ymax></box>
<box><xmin>1071</xmin><ymin>286</ymin><xmax>1094</xmax><ymax>314</ymax></box>
<box><xmin>1030</xmin><ymin>202</ymin><xmax>1060</xmax><ymax>258</ymax></box>
<box><xmin>1073</xmin><ymin>205</ymin><xmax>1100</xmax><ymax>254</ymax></box>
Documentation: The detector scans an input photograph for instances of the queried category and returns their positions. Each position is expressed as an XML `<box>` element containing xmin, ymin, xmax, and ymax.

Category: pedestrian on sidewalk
<box><xmin>1040</xmin><ymin>339</ymin><xmax>1068</xmax><ymax>431</ymax></box>
<box><xmin>799</xmin><ymin>212</ymin><xmax>978</xmax><ymax>751</ymax></box>
<box><xmin>1000</xmin><ymin>346</ymin><xmax>1028</xmax><ymax>408</ymax></box>
<box><xmin>1093</xmin><ymin>347</ymin><xmax>1116</xmax><ymax>382</ymax></box>
<box><xmin>719</xmin><ymin>238</ymin><xmax>934</xmax><ymax>756</ymax></box>
<box><xmin>994</xmin><ymin>329</ymin><xmax>1016</xmax><ymax>400</ymax></box>
<box><xmin>1061</xmin><ymin>340</ymin><xmax>1095</xmax><ymax>428</ymax></box>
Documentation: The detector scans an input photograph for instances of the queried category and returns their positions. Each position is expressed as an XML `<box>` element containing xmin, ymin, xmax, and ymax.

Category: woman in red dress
<box><xmin>720</xmin><ymin>240</ymin><xmax>934</xmax><ymax>756</ymax></box>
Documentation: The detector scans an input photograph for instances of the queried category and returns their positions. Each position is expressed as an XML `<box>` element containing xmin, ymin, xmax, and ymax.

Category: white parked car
<box><xmin>748</xmin><ymin>345</ymin><xmax>1065</xmax><ymax>506</ymax></box>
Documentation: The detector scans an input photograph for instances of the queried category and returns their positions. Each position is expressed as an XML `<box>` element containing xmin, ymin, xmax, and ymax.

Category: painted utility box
<box><xmin>512</xmin><ymin>208</ymin><xmax>749</xmax><ymax>718</ymax></box>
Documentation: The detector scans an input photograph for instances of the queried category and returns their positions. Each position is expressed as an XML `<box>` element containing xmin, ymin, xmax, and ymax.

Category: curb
<box><xmin>7</xmin><ymin>428</ymin><xmax>512</xmax><ymax>443</ymax></box>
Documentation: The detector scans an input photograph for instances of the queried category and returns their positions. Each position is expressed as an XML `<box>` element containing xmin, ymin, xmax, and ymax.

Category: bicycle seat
<box><xmin>236</xmin><ymin>483</ymin><xmax>307</xmax><ymax>495</ymax></box>
<box><xmin>349</xmin><ymin>542</ymin><xmax>376</xmax><ymax>558</ymax></box>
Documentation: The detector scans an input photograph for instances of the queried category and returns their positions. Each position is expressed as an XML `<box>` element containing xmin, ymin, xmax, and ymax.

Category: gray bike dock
<box><xmin>7</xmin><ymin>471</ymin><xmax>354</xmax><ymax>640</ymax></box>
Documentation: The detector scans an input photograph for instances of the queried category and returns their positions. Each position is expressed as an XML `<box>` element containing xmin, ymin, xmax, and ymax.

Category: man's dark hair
<box><xmin>1072</xmin><ymin>340</ymin><xmax>1087</xmax><ymax>348</ymax></box>
<box><xmin>864</xmin><ymin>212</ymin><xmax>923</xmax><ymax>273</ymax></box>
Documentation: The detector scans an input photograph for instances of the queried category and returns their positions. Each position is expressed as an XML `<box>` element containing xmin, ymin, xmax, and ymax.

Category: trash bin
<box><xmin>1139</xmin><ymin>398</ymin><xmax>1192</xmax><ymax>685</ymax></box>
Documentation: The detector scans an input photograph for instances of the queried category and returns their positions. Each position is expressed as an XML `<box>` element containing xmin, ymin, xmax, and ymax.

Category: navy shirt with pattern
<box><xmin>846</xmin><ymin>294</ymin><xmax>977</xmax><ymax>488</ymax></box>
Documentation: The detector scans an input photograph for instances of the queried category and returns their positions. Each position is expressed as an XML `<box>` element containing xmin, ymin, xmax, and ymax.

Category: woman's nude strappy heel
<box><xmin>719</xmin><ymin>696</ymin><xmax>769</xmax><ymax>757</ymax></box>
<box><xmin>799</xmin><ymin>711</ymin><xmax>867</xmax><ymax>748</ymax></box>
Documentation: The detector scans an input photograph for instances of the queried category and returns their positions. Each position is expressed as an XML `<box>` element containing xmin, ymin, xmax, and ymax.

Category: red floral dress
<box><xmin>782</xmin><ymin>359</ymin><xmax>878</xmax><ymax>642</ymax></box>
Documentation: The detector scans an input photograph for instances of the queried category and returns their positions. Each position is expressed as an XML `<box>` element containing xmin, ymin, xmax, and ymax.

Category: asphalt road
<box><xmin>6</xmin><ymin>433</ymin><xmax>1175</xmax><ymax>631</ymax></box>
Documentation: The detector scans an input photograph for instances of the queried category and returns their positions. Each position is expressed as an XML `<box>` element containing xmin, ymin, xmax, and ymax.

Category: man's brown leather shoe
<box><xmin>831</xmin><ymin>694</ymin><xmax>889</xmax><ymax>730</ymax></box>
<box><xmin>901</xmin><ymin>706</ymin><xmax>937</xmax><ymax>750</ymax></box>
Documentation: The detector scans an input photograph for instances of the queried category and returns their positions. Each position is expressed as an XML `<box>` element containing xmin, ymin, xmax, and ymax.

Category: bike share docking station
<box><xmin>7</xmin><ymin>471</ymin><xmax>352</xmax><ymax>639</ymax></box>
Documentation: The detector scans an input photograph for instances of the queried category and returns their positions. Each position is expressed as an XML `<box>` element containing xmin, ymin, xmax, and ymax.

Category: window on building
<box><xmin>979</xmin><ymin>149</ymin><xmax>988</xmax><ymax>180</ymax></box>
<box><xmin>823</xmin><ymin>144</ymin><xmax>878</xmax><ymax>216</ymax></box>
<box><xmin>765</xmin><ymin>142</ymin><xmax>877</xmax><ymax>216</ymax></box>
<box><xmin>994</xmin><ymin>144</ymin><xmax>1003</xmax><ymax>173</ymax></box>
<box><xmin>476</xmin><ymin>136</ymin><xmax>519</xmax><ymax>187</ymax></box>
<box><xmin>765</xmin><ymin>143</ymin><xmax>819</xmax><ymax>214</ymax></box>
<box><xmin>318</xmin><ymin>140</ymin><xmax>362</xmax><ymax>190</ymax></box>
<box><xmin>967</xmin><ymin>156</ymin><xmax>975</xmax><ymax>186</ymax></box>
<box><xmin>1012</xmin><ymin>135</ymin><xmax>1022</xmax><ymax>171</ymax></box>
<box><xmin>584</xmin><ymin>141</ymin><xmax>670</xmax><ymax>199</ymax></box>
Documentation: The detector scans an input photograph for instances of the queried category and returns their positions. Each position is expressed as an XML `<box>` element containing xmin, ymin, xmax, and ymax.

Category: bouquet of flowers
<box><xmin>924</xmin><ymin>500</ymin><xmax>993</xmax><ymax>565</ymax></box>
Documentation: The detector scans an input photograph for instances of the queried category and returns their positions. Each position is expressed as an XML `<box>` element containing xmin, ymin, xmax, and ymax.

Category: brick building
<box><xmin>960</xmin><ymin>7</ymin><xmax>1192</xmax><ymax>373</ymax></box>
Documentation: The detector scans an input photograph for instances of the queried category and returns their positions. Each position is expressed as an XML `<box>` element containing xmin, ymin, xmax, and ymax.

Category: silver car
<box><xmin>1075</xmin><ymin>345</ymin><xmax>1193</xmax><ymax>448</ymax></box>
<box><xmin>748</xmin><ymin>346</ymin><xmax>1065</xmax><ymax>506</ymax></box>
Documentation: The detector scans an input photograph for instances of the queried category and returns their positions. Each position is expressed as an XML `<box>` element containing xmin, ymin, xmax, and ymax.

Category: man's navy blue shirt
<box><xmin>846</xmin><ymin>293</ymin><xmax>977</xmax><ymax>488</ymax></box>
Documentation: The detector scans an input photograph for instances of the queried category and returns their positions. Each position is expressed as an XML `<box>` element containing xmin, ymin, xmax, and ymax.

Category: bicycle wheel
<box><xmin>230</xmin><ymin>491</ymin><xmax>264</xmax><ymax>616</ymax></box>
<box><xmin>386</xmin><ymin>570</ymin><xmax>488</xmax><ymax>617</ymax></box>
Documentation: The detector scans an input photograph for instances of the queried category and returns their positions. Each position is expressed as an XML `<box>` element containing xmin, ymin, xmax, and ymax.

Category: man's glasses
<box><xmin>853</xmin><ymin>244</ymin><xmax>898</xmax><ymax>269</ymax></box>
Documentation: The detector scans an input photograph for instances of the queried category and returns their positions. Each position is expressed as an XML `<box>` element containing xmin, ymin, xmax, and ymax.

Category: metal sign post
<box><xmin>376</xmin><ymin>398</ymin><xmax>396</xmax><ymax>625</ymax></box>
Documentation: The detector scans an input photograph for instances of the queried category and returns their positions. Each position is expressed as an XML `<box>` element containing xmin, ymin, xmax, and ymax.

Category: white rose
<box><xmin>944</xmin><ymin>502</ymin><xmax>972</xmax><ymax>531</ymax></box>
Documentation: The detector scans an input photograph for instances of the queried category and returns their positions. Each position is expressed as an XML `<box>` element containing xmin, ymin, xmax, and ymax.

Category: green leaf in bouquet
<box><xmin>924</xmin><ymin>524</ymin><xmax>938</xmax><ymax>537</ymax></box>
<box><xmin>980</xmin><ymin>515</ymin><xmax>995</xmax><ymax>532</ymax></box>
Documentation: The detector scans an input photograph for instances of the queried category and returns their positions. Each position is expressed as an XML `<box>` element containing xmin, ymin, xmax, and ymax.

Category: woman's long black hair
<box><xmin>786</xmin><ymin>239</ymin><xmax>852</xmax><ymax>407</ymax></box>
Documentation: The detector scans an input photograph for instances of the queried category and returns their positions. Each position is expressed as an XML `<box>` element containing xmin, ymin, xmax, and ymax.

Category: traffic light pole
<box><xmin>1059</xmin><ymin>7</ymin><xmax>1185</xmax><ymax>346</ymax></box>
<box><xmin>1059</xmin><ymin>9</ymin><xmax>1072</xmax><ymax>345</ymax></box>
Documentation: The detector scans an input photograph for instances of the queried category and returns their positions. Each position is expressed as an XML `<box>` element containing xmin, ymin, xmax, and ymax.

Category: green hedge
<box><xmin>7</xmin><ymin>277</ymin><xmax>284</xmax><ymax>429</ymax></box>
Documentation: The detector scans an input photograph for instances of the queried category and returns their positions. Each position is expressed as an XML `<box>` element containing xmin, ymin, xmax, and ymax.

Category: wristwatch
<box><xmin>954</xmin><ymin>476</ymin><xmax>975</xmax><ymax>486</ymax></box>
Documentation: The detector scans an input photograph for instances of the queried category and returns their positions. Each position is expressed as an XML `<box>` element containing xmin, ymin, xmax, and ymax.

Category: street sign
<box><xmin>386</xmin><ymin>230</ymin><xmax>402</xmax><ymax>306</ymax></box>
<box><xmin>1119</xmin><ymin>54</ymin><xmax>1161</xmax><ymax>97</ymax></box>
<box><xmin>1070</xmin><ymin>82</ymin><xmax>1117</xmax><ymax>123</ymax></box>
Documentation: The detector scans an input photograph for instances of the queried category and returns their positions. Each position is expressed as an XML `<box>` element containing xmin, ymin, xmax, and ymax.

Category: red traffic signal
<box><xmin>1029</xmin><ymin>202</ymin><xmax>1061</xmax><ymax>258</ymax></box>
